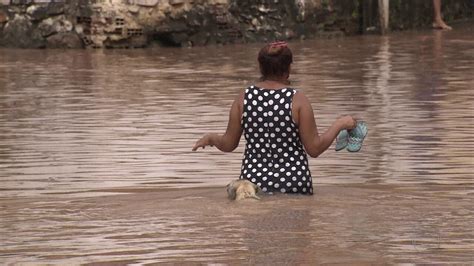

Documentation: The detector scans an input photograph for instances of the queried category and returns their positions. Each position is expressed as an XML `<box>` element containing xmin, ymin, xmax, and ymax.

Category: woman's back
<box><xmin>240</xmin><ymin>85</ymin><xmax>313</xmax><ymax>194</ymax></box>
<box><xmin>192</xmin><ymin>41</ymin><xmax>357</xmax><ymax>196</ymax></box>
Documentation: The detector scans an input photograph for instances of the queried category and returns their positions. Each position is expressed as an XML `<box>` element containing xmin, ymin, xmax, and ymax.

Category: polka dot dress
<box><xmin>239</xmin><ymin>85</ymin><xmax>313</xmax><ymax>195</ymax></box>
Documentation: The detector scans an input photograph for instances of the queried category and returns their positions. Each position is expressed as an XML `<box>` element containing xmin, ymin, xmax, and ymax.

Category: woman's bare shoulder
<box><xmin>292</xmin><ymin>89</ymin><xmax>310</xmax><ymax>105</ymax></box>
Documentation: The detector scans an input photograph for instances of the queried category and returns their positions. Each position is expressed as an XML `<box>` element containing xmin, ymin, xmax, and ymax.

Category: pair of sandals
<box><xmin>335</xmin><ymin>121</ymin><xmax>368</xmax><ymax>152</ymax></box>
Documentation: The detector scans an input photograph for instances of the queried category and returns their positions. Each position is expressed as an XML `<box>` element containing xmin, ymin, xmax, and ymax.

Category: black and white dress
<box><xmin>239</xmin><ymin>85</ymin><xmax>313</xmax><ymax>195</ymax></box>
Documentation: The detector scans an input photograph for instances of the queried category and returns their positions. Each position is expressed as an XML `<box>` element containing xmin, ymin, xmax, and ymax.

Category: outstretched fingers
<box><xmin>192</xmin><ymin>136</ymin><xmax>213</xmax><ymax>151</ymax></box>
<box><xmin>192</xmin><ymin>141</ymin><xmax>205</xmax><ymax>151</ymax></box>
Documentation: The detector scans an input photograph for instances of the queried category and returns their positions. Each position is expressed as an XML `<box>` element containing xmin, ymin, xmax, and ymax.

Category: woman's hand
<box><xmin>338</xmin><ymin>115</ymin><xmax>357</xmax><ymax>130</ymax></box>
<box><xmin>192</xmin><ymin>133</ymin><xmax>216</xmax><ymax>151</ymax></box>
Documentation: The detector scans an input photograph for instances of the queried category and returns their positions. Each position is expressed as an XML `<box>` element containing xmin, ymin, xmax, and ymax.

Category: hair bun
<box><xmin>267</xmin><ymin>41</ymin><xmax>288</xmax><ymax>55</ymax></box>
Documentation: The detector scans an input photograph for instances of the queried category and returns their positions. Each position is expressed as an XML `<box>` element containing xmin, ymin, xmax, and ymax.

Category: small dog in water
<box><xmin>226</xmin><ymin>179</ymin><xmax>261</xmax><ymax>200</ymax></box>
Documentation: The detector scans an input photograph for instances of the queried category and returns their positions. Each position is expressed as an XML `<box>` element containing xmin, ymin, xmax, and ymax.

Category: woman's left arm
<box><xmin>192</xmin><ymin>91</ymin><xmax>244</xmax><ymax>152</ymax></box>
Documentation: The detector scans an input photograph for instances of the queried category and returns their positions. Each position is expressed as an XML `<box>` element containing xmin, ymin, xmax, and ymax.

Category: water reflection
<box><xmin>0</xmin><ymin>24</ymin><xmax>473</xmax><ymax>264</ymax></box>
<box><xmin>1</xmin><ymin>186</ymin><xmax>471</xmax><ymax>264</ymax></box>
<box><xmin>1</xmin><ymin>28</ymin><xmax>472</xmax><ymax>197</ymax></box>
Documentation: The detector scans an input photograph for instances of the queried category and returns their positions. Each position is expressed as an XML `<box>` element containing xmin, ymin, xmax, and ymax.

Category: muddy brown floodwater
<box><xmin>1</xmin><ymin>23</ymin><xmax>473</xmax><ymax>264</ymax></box>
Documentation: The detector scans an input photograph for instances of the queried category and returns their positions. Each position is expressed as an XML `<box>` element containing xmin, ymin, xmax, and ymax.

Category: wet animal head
<box><xmin>226</xmin><ymin>179</ymin><xmax>261</xmax><ymax>201</ymax></box>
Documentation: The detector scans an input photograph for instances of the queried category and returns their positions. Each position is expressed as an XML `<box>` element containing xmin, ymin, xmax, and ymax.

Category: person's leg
<box><xmin>433</xmin><ymin>0</ymin><xmax>452</xmax><ymax>30</ymax></box>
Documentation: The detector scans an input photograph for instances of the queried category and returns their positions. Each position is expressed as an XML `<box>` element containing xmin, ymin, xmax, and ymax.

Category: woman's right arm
<box><xmin>295</xmin><ymin>92</ymin><xmax>356</xmax><ymax>158</ymax></box>
<box><xmin>192</xmin><ymin>89</ymin><xmax>244</xmax><ymax>152</ymax></box>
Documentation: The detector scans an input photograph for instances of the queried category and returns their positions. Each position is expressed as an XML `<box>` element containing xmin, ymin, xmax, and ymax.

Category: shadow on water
<box><xmin>0</xmin><ymin>24</ymin><xmax>473</xmax><ymax>263</ymax></box>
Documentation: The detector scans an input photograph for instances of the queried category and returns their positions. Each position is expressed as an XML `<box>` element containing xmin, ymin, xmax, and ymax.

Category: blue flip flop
<box><xmin>347</xmin><ymin>121</ymin><xmax>368</xmax><ymax>152</ymax></box>
<box><xmin>335</xmin><ymin>129</ymin><xmax>349</xmax><ymax>151</ymax></box>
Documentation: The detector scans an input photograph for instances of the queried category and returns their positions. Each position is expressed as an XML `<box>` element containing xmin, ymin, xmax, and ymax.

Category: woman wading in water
<box><xmin>192</xmin><ymin>41</ymin><xmax>358</xmax><ymax>195</ymax></box>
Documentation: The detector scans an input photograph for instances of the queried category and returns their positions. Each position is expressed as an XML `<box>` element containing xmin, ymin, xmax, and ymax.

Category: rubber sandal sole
<box><xmin>335</xmin><ymin>129</ymin><xmax>349</xmax><ymax>151</ymax></box>
<box><xmin>347</xmin><ymin>121</ymin><xmax>368</xmax><ymax>152</ymax></box>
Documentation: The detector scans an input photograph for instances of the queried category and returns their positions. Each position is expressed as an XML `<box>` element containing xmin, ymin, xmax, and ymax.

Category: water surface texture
<box><xmin>1</xmin><ymin>25</ymin><xmax>473</xmax><ymax>264</ymax></box>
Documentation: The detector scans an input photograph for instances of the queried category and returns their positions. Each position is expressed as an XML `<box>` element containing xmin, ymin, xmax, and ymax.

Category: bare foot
<box><xmin>433</xmin><ymin>20</ymin><xmax>452</xmax><ymax>30</ymax></box>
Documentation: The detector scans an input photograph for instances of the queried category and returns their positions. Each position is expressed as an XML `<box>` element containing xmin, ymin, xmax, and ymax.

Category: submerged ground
<box><xmin>0</xmin><ymin>23</ymin><xmax>473</xmax><ymax>264</ymax></box>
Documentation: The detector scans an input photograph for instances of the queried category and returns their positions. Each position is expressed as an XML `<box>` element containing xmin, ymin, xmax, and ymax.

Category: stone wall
<box><xmin>0</xmin><ymin>0</ymin><xmax>472</xmax><ymax>49</ymax></box>
<box><xmin>0</xmin><ymin>0</ymin><xmax>360</xmax><ymax>48</ymax></box>
<box><xmin>0</xmin><ymin>0</ymin><xmax>87</xmax><ymax>48</ymax></box>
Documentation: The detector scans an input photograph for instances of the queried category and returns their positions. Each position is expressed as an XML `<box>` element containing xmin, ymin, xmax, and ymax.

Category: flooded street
<box><xmin>1</xmin><ymin>24</ymin><xmax>473</xmax><ymax>264</ymax></box>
